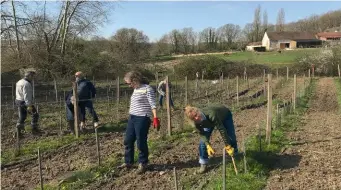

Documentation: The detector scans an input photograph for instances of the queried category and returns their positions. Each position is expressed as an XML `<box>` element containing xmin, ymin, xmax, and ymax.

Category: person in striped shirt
<box><xmin>119</xmin><ymin>71</ymin><xmax>160</xmax><ymax>174</ymax></box>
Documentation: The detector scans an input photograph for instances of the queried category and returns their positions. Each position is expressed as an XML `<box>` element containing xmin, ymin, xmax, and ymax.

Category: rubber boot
<box><xmin>197</xmin><ymin>164</ymin><xmax>207</xmax><ymax>174</ymax></box>
<box><xmin>136</xmin><ymin>163</ymin><xmax>147</xmax><ymax>174</ymax></box>
<box><xmin>67</xmin><ymin>120</ymin><xmax>75</xmax><ymax>135</ymax></box>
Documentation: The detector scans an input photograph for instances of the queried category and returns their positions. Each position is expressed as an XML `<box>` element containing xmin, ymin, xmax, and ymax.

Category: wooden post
<box><xmin>276</xmin><ymin>68</ymin><xmax>278</xmax><ymax>81</ymax></box>
<box><xmin>236</xmin><ymin>76</ymin><xmax>239</xmax><ymax>107</ymax></box>
<box><xmin>72</xmin><ymin>82</ymin><xmax>79</xmax><ymax>138</ymax></box>
<box><xmin>12</xmin><ymin>82</ymin><xmax>14</xmax><ymax>109</ymax></box>
<box><xmin>38</xmin><ymin>148</ymin><xmax>43</xmax><ymax>190</ymax></box>
<box><xmin>59</xmin><ymin>97</ymin><xmax>62</xmax><ymax>135</ymax></box>
<box><xmin>286</xmin><ymin>67</ymin><xmax>289</xmax><ymax>80</ymax></box>
<box><xmin>32</xmin><ymin>80</ymin><xmax>35</xmax><ymax>102</ymax></box>
<box><xmin>185</xmin><ymin>76</ymin><xmax>188</xmax><ymax>106</ymax></box>
<box><xmin>95</xmin><ymin>128</ymin><xmax>101</xmax><ymax>166</ymax></box>
<box><xmin>266</xmin><ymin>74</ymin><xmax>272</xmax><ymax>144</ymax></box>
<box><xmin>223</xmin><ymin>147</ymin><xmax>226</xmax><ymax>190</ymax></box>
<box><xmin>338</xmin><ymin>64</ymin><xmax>340</xmax><ymax>78</ymax></box>
<box><xmin>173</xmin><ymin>167</ymin><xmax>178</xmax><ymax>190</ymax></box>
<box><xmin>276</xmin><ymin>104</ymin><xmax>280</xmax><ymax>129</ymax></box>
<box><xmin>293</xmin><ymin>74</ymin><xmax>297</xmax><ymax>111</ymax></box>
<box><xmin>166</xmin><ymin>76</ymin><xmax>172</xmax><ymax>136</ymax></box>
<box><xmin>258</xmin><ymin>124</ymin><xmax>262</xmax><ymax>151</ymax></box>
<box><xmin>308</xmin><ymin>69</ymin><xmax>311</xmax><ymax>78</ymax></box>
<box><xmin>242</xmin><ymin>132</ymin><xmax>247</xmax><ymax>173</ymax></box>
<box><xmin>16</xmin><ymin>127</ymin><xmax>20</xmax><ymax>155</ymax></box>
<box><xmin>201</xmin><ymin>70</ymin><xmax>204</xmax><ymax>82</ymax></box>
<box><xmin>54</xmin><ymin>79</ymin><xmax>58</xmax><ymax>103</ymax></box>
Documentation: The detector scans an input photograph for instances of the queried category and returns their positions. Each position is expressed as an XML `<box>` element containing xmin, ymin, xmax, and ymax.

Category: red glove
<box><xmin>153</xmin><ymin>117</ymin><xmax>160</xmax><ymax>131</ymax></box>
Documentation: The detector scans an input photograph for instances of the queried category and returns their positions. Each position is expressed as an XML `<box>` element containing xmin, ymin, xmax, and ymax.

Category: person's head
<box><xmin>184</xmin><ymin>105</ymin><xmax>203</xmax><ymax>123</ymax></box>
<box><xmin>75</xmin><ymin>71</ymin><xmax>84</xmax><ymax>82</ymax></box>
<box><xmin>124</xmin><ymin>71</ymin><xmax>146</xmax><ymax>89</ymax></box>
<box><xmin>24</xmin><ymin>71</ymin><xmax>36</xmax><ymax>81</ymax></box>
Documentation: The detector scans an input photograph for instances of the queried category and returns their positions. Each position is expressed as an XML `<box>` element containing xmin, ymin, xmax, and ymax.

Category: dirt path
<box><xmin>266</xmin><ymin>78</ymin><xmax>341</xmax><ymax>190</ymax></box>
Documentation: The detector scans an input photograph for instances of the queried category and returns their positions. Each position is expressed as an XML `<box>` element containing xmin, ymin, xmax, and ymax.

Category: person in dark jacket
<box><xmin>75</xmin><ymin>71</ymin><xmax>99</xmax><ymax>129</ymax></box>
<box><xmin>185</xmin><ymin>104</ymin><xmax>238</xmax><ymax>174</ymax></box>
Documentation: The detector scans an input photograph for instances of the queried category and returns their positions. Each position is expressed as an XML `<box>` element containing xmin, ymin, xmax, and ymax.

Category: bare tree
<box><xmin>253</xmin><ymin>5</ymin><xmax>262</xmax><ymax>41</ymax></box>
<box><xmin>11</xmin><ymin>0</ymin><xmax>21</xmax><ymax>60</ymax></box>
<box><xmin>263</xmin><ymin>10</ymin><xmax>268</xmax><ymax>34</ymax></box>
<box><xmin>276</xmin><ymin>8</ymin><xmax>285</xmax><ymax>32</ymax></box>
<box><xmin>111</xmin><ymin>28</ymin><xmax>150</xmax><ymax>65</ymax></box>
<box><xmin>217</xmin><ymin>24</ymin><xmax>241</xmax><ymax>49</ymax></box>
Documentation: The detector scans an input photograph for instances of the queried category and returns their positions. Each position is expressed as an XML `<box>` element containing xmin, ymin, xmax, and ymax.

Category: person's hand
<box><xmin>224</xmin><ymin>145</ymin><xmax>235</xmax><ymax>157</ymax></box>
<box><xmin>206</xmin><ymin>144</ymin><xmax>215</xmax><ymax>157</ymax></box>
<box><xmin>27</xmin><ymin>105</ymin><xmax>33</xmax><ymax>112</ymax></box>
<box><xmin>153</xmin><ymin>117</ymin><xmax>160</xmax><ymax>131</ymax></box>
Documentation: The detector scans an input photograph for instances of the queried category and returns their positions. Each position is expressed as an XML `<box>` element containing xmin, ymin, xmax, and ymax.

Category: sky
<box><xmin>96</xmin><ymin>1</ymin><xmax>341</xmax><ymax>41</ymax></box>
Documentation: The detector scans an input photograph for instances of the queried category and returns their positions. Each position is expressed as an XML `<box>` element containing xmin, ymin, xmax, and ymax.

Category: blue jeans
<box><xmin>79</xmin><ymin>100</ymin><xmax>98</xmax><ymax>122</ymax></box>
<box><xmin>124</xmin><ymin>115</ymin><xmax>151</xmax><ymax>164</ymax></box>
<box><xmin>199</xmin><ymin>112</ymin><xmax>238</xmax><ymax>164</ymax></box>
<box><xmin>15</xmin><ymin>100</ymin><xmax>39</xmax><ymax>128</ymax></box>
<box><xmin>159</xmin><ymin>94</ymin><xmax>174</xmax><ymax>108</ymax></box>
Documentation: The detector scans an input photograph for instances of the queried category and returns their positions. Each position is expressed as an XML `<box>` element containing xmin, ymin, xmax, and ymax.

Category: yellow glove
<box><xmin>27</xmin><ymin>106</ymin><xmax>33</xmax><ymax>112</ymax></box>
<box><xmin>206</xmin><ymin>144</ymin><xmax>215</xmax><ymax>157</ymax></box>
<box><xmin>225</xmin><ymin>145</ymin><xmax>235</xmax><ymax>157</ymax></box>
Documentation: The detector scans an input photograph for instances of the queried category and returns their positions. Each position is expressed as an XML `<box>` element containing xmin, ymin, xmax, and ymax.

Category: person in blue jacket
<box><xmin>75</xmin><ymin>71</ymin><xmax>99</xmax><ymax>130</ymax></box>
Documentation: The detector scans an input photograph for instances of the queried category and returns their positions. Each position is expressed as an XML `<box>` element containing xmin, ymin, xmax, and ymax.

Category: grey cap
<box><xmin>24</xmin><ymin>71</ymin><xmax>36</xmax><ymax>77</ymax></box>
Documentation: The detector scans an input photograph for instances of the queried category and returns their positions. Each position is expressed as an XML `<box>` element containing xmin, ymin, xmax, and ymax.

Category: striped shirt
<box><xmin>129</xmin><ymin>84</ymin><xmax>156</xmax><ymax>117</ymax></box>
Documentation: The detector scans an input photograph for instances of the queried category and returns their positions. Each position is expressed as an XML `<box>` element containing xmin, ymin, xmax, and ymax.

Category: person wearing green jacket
<box><xmin>185</xmin><ymin>105</ymin><xmax>238</xmax><ymax>174</ymax></box>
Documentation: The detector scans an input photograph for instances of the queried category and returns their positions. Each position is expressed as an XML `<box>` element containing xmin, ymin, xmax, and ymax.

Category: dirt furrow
<box><xmin>266</xmin><ymin>78</ymin><xmax>341</xmax><ymax>190</ymax></box>
<box><xmin>1</xmin><ymin>132</ymin><xmax>124</xmax><ymax>190</ymax></box>
<box><xmin>87</xmin><ymin>106</ymin><xmax>267</xmax><ymax>190</ymax></box>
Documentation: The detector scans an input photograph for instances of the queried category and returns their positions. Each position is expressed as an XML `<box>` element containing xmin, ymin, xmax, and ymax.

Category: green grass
<box><xmin>198</xmin><ymin>79</ymin><xmax>316</xmax><ymax>190</ymax></box>
<box><xmin>335</xmin><ymin>78</ymin><xmax>341</xmax><ymax>113</ymax></box>
<box><xmin>204</xmin><ymin>49</ymin><xmax>320</xmax><ymax>68</ymax></box>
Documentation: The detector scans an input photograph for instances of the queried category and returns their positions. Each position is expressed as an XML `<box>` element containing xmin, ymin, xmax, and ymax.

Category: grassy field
<box><xmin>214</xmin><ymin>48</ymin><xmax>320</xmax><ymax>67</ymax></box>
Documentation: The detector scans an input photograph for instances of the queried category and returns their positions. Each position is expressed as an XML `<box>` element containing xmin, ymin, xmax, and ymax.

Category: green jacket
<box><xmin>193</xmin><ymin>105</ymin><xmax>232</xmax><ymax>146</ymax></box>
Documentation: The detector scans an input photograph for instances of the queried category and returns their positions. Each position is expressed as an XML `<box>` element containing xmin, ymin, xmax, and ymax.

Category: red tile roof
<box><xmin>316</xmin><ymin>32</ymin><xmax>341</xmax><ymax>38</ymax></box>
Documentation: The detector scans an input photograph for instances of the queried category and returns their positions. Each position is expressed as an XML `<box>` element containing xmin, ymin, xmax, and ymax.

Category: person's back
<box><xmin>77</xmin><ymin>79</ymin><xmax>96</xmax><ymax>100</ymax></box>
<box><xmin>16</xmin><ymin>78</ymin><xmax>33</xmax><ymax>105</ymax></box>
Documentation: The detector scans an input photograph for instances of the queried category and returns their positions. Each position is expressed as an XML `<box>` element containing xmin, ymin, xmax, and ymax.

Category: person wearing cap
<box><xmin>74</xmin><ymin>71</ymin><xmax>99</xmax><ymax>130</ymax></box>
<box><xmin>15</xmin><ymin>70</ymin><xmax>40</xmax><ymax>136</ymax></box>
<box><xmin>184</xmin><ymin>104</ymin><xmax>238</xmax><ymax>174</ymax></box>
<box><xmin>157</xmin><ymin>77</ymin><xmax>175</xmax><ymax>110</ymax></box>
<box><xmin>118</xmin><ymin>71</ymin><xmax>160</xmax><ymax>174</ymax></box>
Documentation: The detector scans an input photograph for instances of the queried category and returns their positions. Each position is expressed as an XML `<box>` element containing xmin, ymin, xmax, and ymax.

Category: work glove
<box><xmin>206</xmin><ymin>144</ymin><xmax>215</xmax><ymax>157</ymax></box>
<box><xmin>153</xmin><ymin>117</ymin><xmax>160</xmax><ymax>131</ymax></box>
<box><xmin>27</xmin><ymin>105</ymin><xmax>33</xmax><ymax>113</ymax></box>
<box><xmin>224</xmin><ymin>145</ymin><xmax>235</xmax><ymax>157</ymax></box>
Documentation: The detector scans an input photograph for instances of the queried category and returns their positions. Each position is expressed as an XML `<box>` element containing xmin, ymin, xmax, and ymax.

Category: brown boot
<box><xmin>117</xmin><ymin>163</ymin><xmax>133</xmax><ymax>170</ymax></box>
<box><xmin>136</xmin><ymin>163</ymin><xmax>147</xmax><ymax>174</ymax></box>
<box><xmin>197</xmin><ymin>164</ymin><xmax>207</xmax><ymax>174</ymax></box>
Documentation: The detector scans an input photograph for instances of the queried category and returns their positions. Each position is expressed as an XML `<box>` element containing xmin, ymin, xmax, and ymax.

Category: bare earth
<box><xmin>266</xmin><ymin>78</ymin><xmax>341</xmax><ymax>190</ymax></box>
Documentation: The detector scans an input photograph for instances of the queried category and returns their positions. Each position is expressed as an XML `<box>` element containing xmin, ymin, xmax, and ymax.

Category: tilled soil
<box><xmin>266</xmin><ymin>78</ymin><xmax>341</xmax><ymax>190</ymax></box>
<box><xmin>1</xmin><ymin>132</ymin><xmax>124</xmax><ymax>190</ymax></box>
<box><xmin>87</xmin><ymin>106</ymin><xmax>267</xmax><ymax>190</ymax></box>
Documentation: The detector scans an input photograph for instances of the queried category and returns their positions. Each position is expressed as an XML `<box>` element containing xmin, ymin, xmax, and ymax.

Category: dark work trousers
<box><xmin>124</xmin><ymin>114</ymin><xmax>151</xmax><ymax>165</ymax></box>
<box><xmin>198</xmin><ymin>112</ymin><xmax>238</xmax><ymax>164</ymax></box>
<box><xmin>78</xmin><ymin>100</ymin><xmax>98</xmax><ymax>123</ymax></box>
<box><xmin>15</xmin><ymin>100</ymin><xmax>39</xmax><ymax>128</ymax></box>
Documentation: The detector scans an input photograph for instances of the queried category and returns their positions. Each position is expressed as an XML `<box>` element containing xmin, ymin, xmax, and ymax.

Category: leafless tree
<box><xmin>253</xmin><ymin>5</ymin><xmax>262</xmax><ymax>41</ymax></box>
<box><xmin>276</xmin><ymin>8</ymin><xmax>285</xmax><ymax>32</ymax></box>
